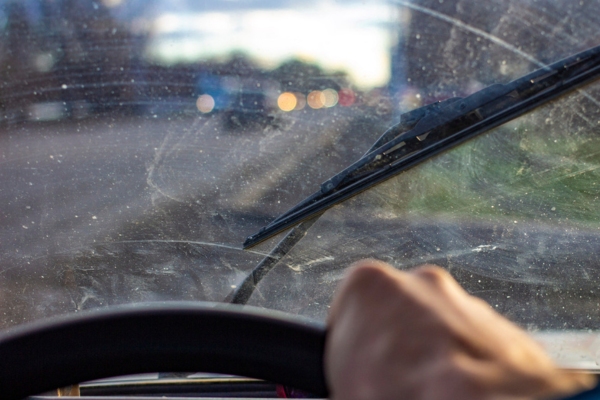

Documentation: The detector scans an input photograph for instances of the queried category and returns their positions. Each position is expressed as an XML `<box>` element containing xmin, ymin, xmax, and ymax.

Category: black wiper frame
<box><xmin>243</xmin><ymin>44</ymin><xmax>600</xmax><ymax>249</ymax></box>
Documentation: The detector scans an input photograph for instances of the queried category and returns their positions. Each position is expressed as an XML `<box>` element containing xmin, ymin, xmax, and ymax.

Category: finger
<box><xmin>540</xmin><ymin>371</ymin><xmax>597</xmax><ymax>399</ymax></box>
<box><xmin>456</xmin><ymin>355</ymin><xmax>596</xmax><ymax>399</ymax></box>
<box><xmin>327</xmin><ymin>259</ymin><xmax>399</xmax><ymax>325</ymax></box>
<box><xmin>409</xmin><ymin>265</ymin><xmax>546</xmax><ymax>362</ymax></box>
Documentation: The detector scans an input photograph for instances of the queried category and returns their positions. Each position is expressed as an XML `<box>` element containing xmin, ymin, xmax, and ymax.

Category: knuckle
<box><xmin>345</xmin><ymin>259</ymin><xmax>407</xmax><ymax>297</ymax></box>
<box><xmin>413</xmin><ymin>264</ymin><xmax>451</xmax><ymax>286</ymax></box>
<box><xmin>347</xmin><ymin>261</ymin><xmax>389</xmax><ymax>287</ymax></box>
<box><xmin>347</xmin><ymin>259</ymin><xmax>398</xmax><ymax>285</ymax></box>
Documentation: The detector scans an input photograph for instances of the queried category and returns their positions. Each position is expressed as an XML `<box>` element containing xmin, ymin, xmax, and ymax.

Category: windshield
<box><xmin>2</xmin><ymin>0</ymin><xmax>600</xmax><ymax>370</ymax></box>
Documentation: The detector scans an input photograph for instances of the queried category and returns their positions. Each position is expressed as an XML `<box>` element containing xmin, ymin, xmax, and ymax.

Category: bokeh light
<box><xmin>277</xmin><ymin>92</ymin><xmax>297</xmax><ymax>112</ymax></box>
<box><xmin>338</xmin><ymin>88</ymin><xmax>356</xmax><ymax>107</ymax></box>
<box><xmin>196</xmin><ymin>94</ymin><xmax>215</xmax><ymax>113</ymax></box>
<box><xmin>294</xmin><ymin>93</ymin><xmax>306</xmax><ymax>110</ymax></box>
<box><xmin>322</xmin><ymin>88</ymin><xmax>338</xmax><ymax>107</ymax></box>
<box><xmin>307</xmin><ymin>90</ymin><xmax>325</xmax><ymax>109</ymax></box>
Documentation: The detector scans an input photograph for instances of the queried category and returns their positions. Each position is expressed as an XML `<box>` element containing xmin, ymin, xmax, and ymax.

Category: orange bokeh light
<box><xmin>307</xmin><ymin>90</ymin><xmax>325</xmax><ymax>109</ymax></box>
<box><xmin>277</xmin><ymin>92</ymin><xmax>297</xmax><ymax>112</ymax></box>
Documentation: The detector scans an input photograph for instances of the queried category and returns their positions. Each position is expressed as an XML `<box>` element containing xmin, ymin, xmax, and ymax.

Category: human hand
<box><xmin>325</xmin><ymin>259</ymin><xmax>595</xmax><ymax>400</ymax></box>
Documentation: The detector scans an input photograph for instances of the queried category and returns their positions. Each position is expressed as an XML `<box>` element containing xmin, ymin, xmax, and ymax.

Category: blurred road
<box><xmin>0</xmin><ymin>106</ymin><xmax>386</xmax><ymax>327</ymax></box>
<box><xmin>2</xmin><ymin>107</ymin><xmax>600</xmax><ymax>335</ymax></box>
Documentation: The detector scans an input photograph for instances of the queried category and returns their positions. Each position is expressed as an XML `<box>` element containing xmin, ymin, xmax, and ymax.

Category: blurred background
<box><xmin>0</xmin><ymin>0</ymin><xmax>594</xmax><ymax>123</ymax></box>
<box><xmin>0</xmin><ymin>0</ymin><xmax>395</xmax><ymax>124</ymax></box>
<box><xmin>3</xmin><ymin>0</ymin><xmax>600</xmax><ymax>369</ymax></box>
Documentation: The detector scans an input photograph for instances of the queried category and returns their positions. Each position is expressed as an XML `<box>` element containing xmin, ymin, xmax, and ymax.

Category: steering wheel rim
<box><xmin>3</xmin><ymin>302</ymin><xmax>600</xmax><ymax>400</ymax></box>
<box><xmin>0</xmin><ymin>302</ymin><xmax>329</xmax><ymax>400</ymax></box>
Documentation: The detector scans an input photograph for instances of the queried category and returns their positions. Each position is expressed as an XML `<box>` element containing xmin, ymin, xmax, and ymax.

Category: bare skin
<box><xmin>325</xmin><ymin>259</ymin><xmax>596</xmax><ymax>400</ymax></box>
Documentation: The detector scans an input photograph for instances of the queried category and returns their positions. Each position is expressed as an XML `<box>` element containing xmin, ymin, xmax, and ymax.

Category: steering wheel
<box><xmin>0</xmin><ymin>303</ymin><xmax>328</xmax><ymax>400</ymax></box>
<box><xmin>1</xmin><ymin>302</ymin><xmax>599</xmax><ymax>400</ymax></box>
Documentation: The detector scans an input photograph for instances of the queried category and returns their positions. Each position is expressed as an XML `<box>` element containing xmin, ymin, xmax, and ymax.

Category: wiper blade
<box><xmin>244</xmin><ymin>44</ymin><xmax>600</xmax><ymax>249</ymax></box>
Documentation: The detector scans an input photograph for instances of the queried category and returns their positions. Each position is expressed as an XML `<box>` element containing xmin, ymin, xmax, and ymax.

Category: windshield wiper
<box><xmin>244</xmin><ymin>44</ymin><xmax>600</xmax><ymax>249</ymax></box>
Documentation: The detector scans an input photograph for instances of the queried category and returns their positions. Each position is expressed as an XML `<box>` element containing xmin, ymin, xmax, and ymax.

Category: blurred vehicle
<box><xmin>196</xmin><ymin>72</ymin><xmax>277</xmax><ymax>130</ymax></box>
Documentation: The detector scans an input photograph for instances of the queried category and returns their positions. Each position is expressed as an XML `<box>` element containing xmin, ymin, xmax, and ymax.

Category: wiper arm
<box><xmin>244</xmin><ymin>44</ymin><xmax>600</xmax><ymax>249</ymax></box>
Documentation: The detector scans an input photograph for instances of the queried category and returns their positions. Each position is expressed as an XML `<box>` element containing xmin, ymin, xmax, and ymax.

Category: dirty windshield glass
<box><xmin>2</xmin><ymin>0</ymin><xmax>600</xmax><ymax>369</ymax></box>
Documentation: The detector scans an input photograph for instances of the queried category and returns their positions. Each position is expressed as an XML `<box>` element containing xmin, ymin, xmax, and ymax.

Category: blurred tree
<box><xmin>271</xmin><ymin>59</ymin><xmax>349</xmax><ymax>92</ymax></box>
<box><xmin>0</xmin><ymin>0</ymin><xmax>150</xmax><ymax>121</ymax></box>
<box><xmin>51</xmin><ymin>0</ymin><xmax>147</xmax><ymax>113</ymax></box>
<box><xmin>0</xmin><ymin>2</ymin><xmax>37</xmax><ymax>120</ymax></box>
